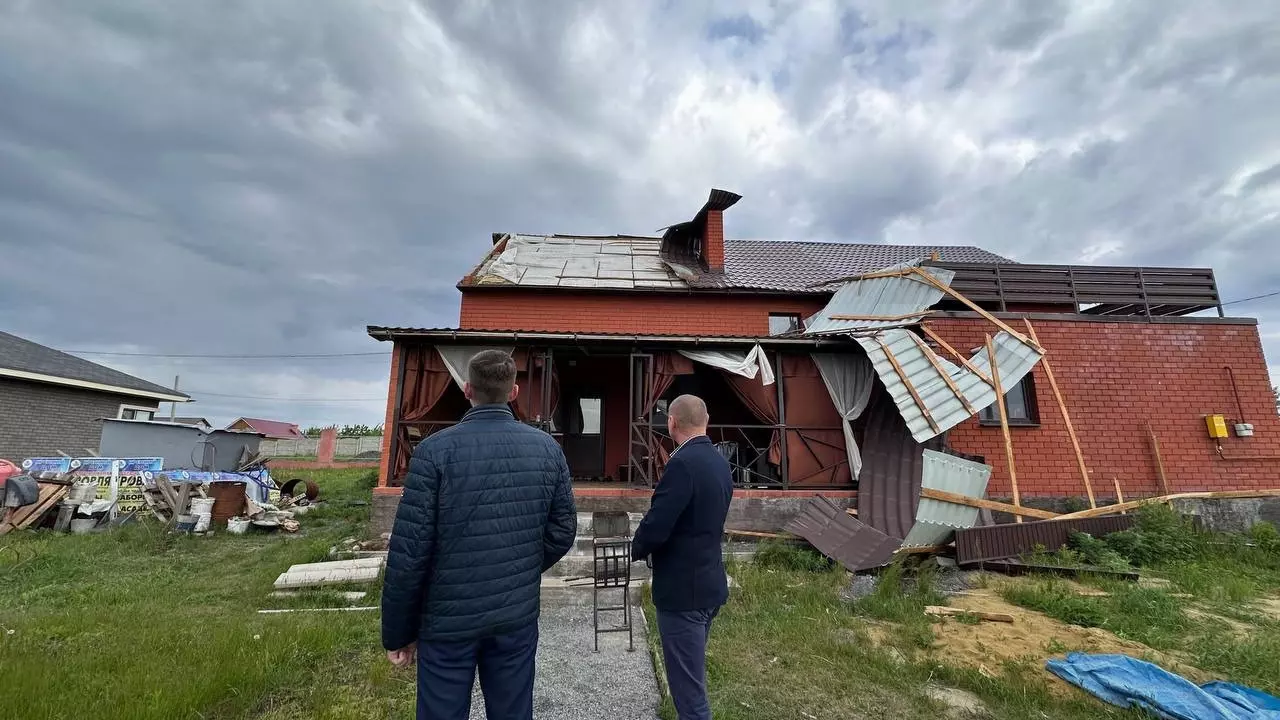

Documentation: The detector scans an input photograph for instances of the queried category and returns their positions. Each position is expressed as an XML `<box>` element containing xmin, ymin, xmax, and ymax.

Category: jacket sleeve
<box><xmin>541</xmin><ymin>448</ymin><xmax>577</xmax><ymax>571</ymax></box>
<box><xmin>631</xmin><ymin>459</ymin><xmax>692</xmax><ymax>562</ymax></box>
<box><xmin>380</xmin><ymin>449</ymin><xmax>439</xmax><ymax>651</ymax></box>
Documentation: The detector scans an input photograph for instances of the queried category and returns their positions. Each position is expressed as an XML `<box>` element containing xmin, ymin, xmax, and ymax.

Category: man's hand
<box><xmin>386</xmin><ymin>642</ymin><xmax>417</xmax><ymax>668</ymax></box>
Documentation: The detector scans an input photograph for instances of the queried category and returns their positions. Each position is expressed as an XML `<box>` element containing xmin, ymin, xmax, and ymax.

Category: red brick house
<box><xmin>368</xmin><ymin>190</ymin><xmax>1279</xmax><ymax>531</ymax></box>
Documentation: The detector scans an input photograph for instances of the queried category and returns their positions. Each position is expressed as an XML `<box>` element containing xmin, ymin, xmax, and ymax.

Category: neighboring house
<box><xmin>225</xmin><ymin>417</ymin><xmax>305</xmax><ymax>440</ymax></box>
<box><xmin>171</xmin><ymin>417</ymin><xmax>213</xmax><ymax>432</ymax></box>
<box><xmin>366</xmin><ymin>189</ymin><xmax>1280</xmax><ymax>532</ymax></box>
<box><xmin>0</xmin><ymin>331</ymin><xmax>190</xmax><ymax>462</ymax></box>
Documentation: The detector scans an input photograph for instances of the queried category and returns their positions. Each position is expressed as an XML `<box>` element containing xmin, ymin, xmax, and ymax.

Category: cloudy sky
<box><xmin>2</xmin><ymin>0</ymin><xmax>1278</xmax><ymax>429</ymax></box>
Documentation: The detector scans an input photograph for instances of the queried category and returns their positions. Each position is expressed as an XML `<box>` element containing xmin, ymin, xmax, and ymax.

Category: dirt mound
<box><xmin>925</xmin><ymin>589</ymin><xmax>1215</xmax><ymax>689</ymax></box>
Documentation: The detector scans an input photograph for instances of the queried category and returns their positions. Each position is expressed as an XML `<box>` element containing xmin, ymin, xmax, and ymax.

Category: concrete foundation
<box><xmin>371</xmin><ymin>490</ymin><xmax>1279</xmax><ymax>538</ymax></box>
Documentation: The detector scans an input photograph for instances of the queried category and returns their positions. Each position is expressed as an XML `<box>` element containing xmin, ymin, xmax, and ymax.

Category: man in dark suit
<box><xmin>632</xmin><ymin>394</ymin><xmax>733</xmax><ymax>720</ymax></box>
<box><xmin>381</xmin><ymin>349</ymin><xmax>577</xmax><ymax>720</ymax></box>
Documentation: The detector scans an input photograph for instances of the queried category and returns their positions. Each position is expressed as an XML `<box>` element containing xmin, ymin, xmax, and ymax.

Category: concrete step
<box><xmin>576</xmin><ymin>511</ymin><xmax>643</xmax><ymax>537</ymax></box>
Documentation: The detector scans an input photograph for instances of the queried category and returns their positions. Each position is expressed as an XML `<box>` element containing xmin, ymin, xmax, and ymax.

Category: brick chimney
<box><xmin>704</xmin><ymin>209</ymin><xmax>726</xmax><ymax>271</ymax></box>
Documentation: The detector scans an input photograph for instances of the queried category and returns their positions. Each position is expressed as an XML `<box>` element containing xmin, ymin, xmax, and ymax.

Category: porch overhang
<box><xmin>366</xmin><ymin>326</ymin><xmax>855</xmax><ymax>348</ymax></box>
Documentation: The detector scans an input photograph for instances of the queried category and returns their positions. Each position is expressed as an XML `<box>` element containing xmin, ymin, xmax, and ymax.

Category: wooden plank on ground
<box><xmin>925</xmin><ymin>606</ymin><xmax>1015</xmax><ymax>623</ymax></box>
<box><xmin>0</xmin><ymin>484</ymin><xmax>69</xmax><ymax>534</ymax></box>
<box><xmin>919</xmin><ymin>488</ymin><xmax>1059</xmax><ymax>519</ymax></box>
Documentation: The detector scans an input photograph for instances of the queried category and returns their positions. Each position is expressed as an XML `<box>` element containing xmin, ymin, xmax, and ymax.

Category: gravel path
<box><xmin>467</xmin><ymin>600</ymin><xmax>660</xmax><ymax>719</ymax></box>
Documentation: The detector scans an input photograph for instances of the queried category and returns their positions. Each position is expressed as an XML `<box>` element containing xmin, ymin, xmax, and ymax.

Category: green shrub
<box><xmin>1068</xmin><ymin>532</ymin><xmax>1133</xmax><ymax>571</ymax></box>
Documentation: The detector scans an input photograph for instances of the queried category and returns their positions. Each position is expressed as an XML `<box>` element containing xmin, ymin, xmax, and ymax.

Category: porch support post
<box><xmin>775</xmin><ymin>352</ymin><xmax>788</xmax><ymax>489</ymax></box>
<box><xmin>384</xmin><ymin>342</ymin><xmax>408</xmax><ymax>488</ymax></box>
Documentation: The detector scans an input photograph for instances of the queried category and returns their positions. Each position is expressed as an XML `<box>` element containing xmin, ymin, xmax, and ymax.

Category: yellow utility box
<box><xmin>1205</xmin><ymin>414</ymin><xmax>1229</xmax><ymax>439</ymax></box>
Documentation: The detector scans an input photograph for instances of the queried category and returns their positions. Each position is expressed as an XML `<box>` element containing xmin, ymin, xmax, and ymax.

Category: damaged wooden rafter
<box><xmin>1053</xmin><ymin>489</ymin><xmax>1280</xmax><ymax>520</ymax></box>
<box><xmin>829</xmin><ymin>310</ymin><xmax>937</xmax><ymax>323</ymax></box>
<box><xmin>1023</xmin><ymin>319</ymin><xmax>1096</xmax><ymax>508</ymax></box>
<box><xmin>919</xmin><ymin>325</ymin><xmax>994</xmax><ymax>387</ymax></box>
<box><xmin>919</xmin><ymin>488</ymin><xmax>1058</xmax><ymax>520</ymax></box>
<box><xmin>874</xmin><ymin>335</ymin><xmax>941</xmax><ymax>435</ymax></box>
<box><xmin>986</xmin><ymin>334</ymin><xmax>1023</xmax><ymax>523</ymax></box>
<box><xmin>907</xmin><ymin>332</ymin><xmax>977</xmax><ymax>415</ymax></box>
<box><xmin>907</xmin><ymin>266</ymin><xmax>1040</xmax><ymax>350</ymax></box>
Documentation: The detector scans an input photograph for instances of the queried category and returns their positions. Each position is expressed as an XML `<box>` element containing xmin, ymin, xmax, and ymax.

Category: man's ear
<box><xmin>463</xmin><ymin>382</ymin><xmax>473</xmax><ymax>401</ymax></box>
<box><xmin>508</xmin><ymin>383</ymin><xmax>520</xmax><ymax>403</ymax></box>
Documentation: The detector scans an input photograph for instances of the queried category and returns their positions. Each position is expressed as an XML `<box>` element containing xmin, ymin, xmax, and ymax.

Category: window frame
<box><xmin>978</xmin><ymin>374</ymin><xmax>1040</xmax><ymax>427</ymax></box>
<box><xmin>768</xmin><ymin>313</ymin><xmax>804</xmax><ymax>336</ymax></box>
<box><xmin>118</xmin><ymin>404</ymin><xmax>156</xmax><ymax>422</ymax></box>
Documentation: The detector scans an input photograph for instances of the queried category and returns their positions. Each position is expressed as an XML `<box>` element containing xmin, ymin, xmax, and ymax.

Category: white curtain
<box><xmin>678</xmin><ymin>344</ymin><xmax>776</xmax><ymax>385</ymax></box>
<box><xmin>435</xmin><ymin>346</ymin><xmax>515</xmax><ymax>389</ymax></box>
<box><xmin>813</xmin><ymin>352</ymin><xmax>876</xmax><ymax>479</ymax></box>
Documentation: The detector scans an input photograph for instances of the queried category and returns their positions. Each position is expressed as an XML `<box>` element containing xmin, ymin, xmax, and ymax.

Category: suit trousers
<box><xmin>416</xmin><ymin>623</ymin><xmax>538</xmax><ymax>720</ymax></box>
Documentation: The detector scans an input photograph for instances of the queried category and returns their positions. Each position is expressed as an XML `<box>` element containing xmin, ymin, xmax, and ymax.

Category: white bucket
<box><xmin>227</xmin><ymin>517</ymin><xmax>250</xmax><ymax>535</ymax></box>
<box><xmin>194</xmin><ymin>513</ymin><xmax>212</xmax><ymax>533</ymax></box>
<box><xmin>189</xmin><ymin>497</ymin><xmax>215</xmax><ymax>515</ymax></box>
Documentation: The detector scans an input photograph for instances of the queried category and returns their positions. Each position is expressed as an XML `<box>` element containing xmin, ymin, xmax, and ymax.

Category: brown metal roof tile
<box><xmin>784</xmin><ymin>496</ymin><xmax>901</xmax><ymax>572</ymax></box>
<box><xmin>955</xmin><ymin>515</ymin><xmax>1137</xmax><ymax>565</ymax></box>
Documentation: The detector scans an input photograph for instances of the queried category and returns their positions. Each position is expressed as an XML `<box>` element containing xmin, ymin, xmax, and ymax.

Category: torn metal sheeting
<box><xmin>784</xmin><ymin>496</ymin><xmax>901</xmax><ymax>572</ymax></box>
<box><xmin>481</xmin><ymin>234</ymin><xmax>686</xmax><ymax>289</ymax></box>
<box><xmin>804</xmin><ymin>263</ymin><xmax>956</xmax><ymax>336</ymax></box>
<box><xmin>954</xmin><ymin>515</ymin><xmax>1137</xmax><ymax>566</ymax></box>
<box><xmin>970</xmin><ymin>558</ymin><xmax>1140</xmax><ymax>582</ymax></box>
<box><xmin>858</xmin><ymin>328</ymin><xmax>1044</xmax><ymax>443</ymax></box>
<box><xmin>900</xmin><ymin>450</ymin><xmax>993</xmax><ymax>547</ymax></box>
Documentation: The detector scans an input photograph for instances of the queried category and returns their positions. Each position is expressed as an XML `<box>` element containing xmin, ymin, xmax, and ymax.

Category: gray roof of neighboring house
<box><xmin>0</xmin><ymin>331</ymin><xmax>190</xmax><ymax>400</ymax></box>
<box><xmin>464</xmin><ymin>235</ymin><xmax>1009</xmax><ymax>294</ymax></box>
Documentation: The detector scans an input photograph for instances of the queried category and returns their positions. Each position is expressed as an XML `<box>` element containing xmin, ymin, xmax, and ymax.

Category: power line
<box><xmin>1221</xmin><ymin>289</ymin><xmax>1280</xmax><ymax>308</ymax></box>
<box><xmin>66</xmin><ymin>350</ymin><xmax>390</xmax><ymax>359</ymax></box>
<box><xmin>186</xmin><ymin>389</ymin><xmax>383</xmax><ymax>402</ymax></box>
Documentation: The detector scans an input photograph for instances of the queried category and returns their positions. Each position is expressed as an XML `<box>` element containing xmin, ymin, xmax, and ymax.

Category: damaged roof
<box><xmin>463</xmin><ymin>235</ymin><xmax>1010</xmax><ymax>294</ymax></box>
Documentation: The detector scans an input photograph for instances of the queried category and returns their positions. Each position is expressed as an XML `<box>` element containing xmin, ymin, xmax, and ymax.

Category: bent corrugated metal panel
<box><xmin>955</xmin><ymin>515</ymin><xmax>1137</xmax><ymax>565</ymax></box>
<box><xmin>784</xmin><ymin>496</ymin><xmax>901</xmax><ymax>572</ymax></box>
<box><xmin>857</xmin><ymin>328</ymin><xmax>1043</xmax><ymax>443</ymax></box>
<box><xmin>804</xmin><ymin>265</ymin><xmax>956</xmax><ymax>335</ymax></box>
<box><xmin>900</xmin><ymin>450</ymin><xmax>994</xmax><ymax>547</ymax></box>
<box><xmin>857</xmin><ymin>385</ymin><xmax>947</xmax><ymax>540</ymax></box>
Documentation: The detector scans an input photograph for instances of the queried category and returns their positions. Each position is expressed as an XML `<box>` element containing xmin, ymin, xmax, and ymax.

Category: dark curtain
<box><xmin>781</xmin><ymin>354</ymin><xmax>852</xmax><ymax>488</ymax></box>
<box><xmin>393</xmin><ymin>345</ymin><xmax>454</xmax><ymax>483</ymax></box>
<box><xmin>722</xmin><ymin>365</ymin><xmax>782</xmax><ymax>465</ymax></box>
<box><xmin>649</xmin><ymin>353</ymin><xmax>694</xmax><ymax>413</ymax></box>
<box><xmin>645</xmin><ymin>353</ymin><xmax>695</xmax><ymax>476</ymax></box>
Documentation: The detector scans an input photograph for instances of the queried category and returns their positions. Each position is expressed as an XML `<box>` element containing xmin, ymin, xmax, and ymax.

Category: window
<box><xmin>576</xmin><ymin>397</ymin><xmax>601</xmax><ymax>434</ymax></box>
<box><xmin>979</xmin><ymin>375</ymin><xmax>1039</xmax><ymax>426</ymax></box>
<box><xmin>768</xmin><ymin>313</ymin><xmax>803</xmax><ymax>336</ymax></box>
<box><xmin>118</xmin><ymin>405</ymin><xmax>155</xmax><ymax>421</ymax></box>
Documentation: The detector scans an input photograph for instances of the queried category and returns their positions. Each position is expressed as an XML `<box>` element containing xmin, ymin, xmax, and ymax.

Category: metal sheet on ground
<box><xmin>955</xmin><ymin>515</ymin><xmax>1137</xmax><ymax>565</ymax></box>
<box><xmin>784</xmin><ymin>496</ymin><xmax>901</xmax><ymax>572</ymax></box>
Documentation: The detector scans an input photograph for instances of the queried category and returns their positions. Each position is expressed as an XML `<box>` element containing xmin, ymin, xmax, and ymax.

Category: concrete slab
<box><xmin>273</xmin><ymin>566</ymin><xmax>382</xmax><ymax>589</ymax></box>
<box><xmin>286</xmin><ymin>557</ymin><xmax>386</xmax><ymax>573</ymax></box>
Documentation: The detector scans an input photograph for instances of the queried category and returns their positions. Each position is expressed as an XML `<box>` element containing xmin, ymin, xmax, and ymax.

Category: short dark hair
<box><xmin>468</xmin><ymin>350</ymin><xmax>516</xmax><ymax>404</ymax></box>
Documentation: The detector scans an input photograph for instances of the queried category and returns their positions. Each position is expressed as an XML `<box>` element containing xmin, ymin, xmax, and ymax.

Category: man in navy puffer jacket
<box><xmin>382</xmin><ymin>349</ymin><xmax>577</xmax><ymax>720</ymax></box>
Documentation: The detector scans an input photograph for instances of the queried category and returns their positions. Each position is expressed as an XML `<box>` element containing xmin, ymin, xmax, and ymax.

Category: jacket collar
<box><xmin>461</xmin><ymin>403</ymin><xmax>514</xmax><ymax>422</ymax></box>
<box><xmin>670</xmin><ymin>434</ymin><xmax>711</xmax><ymax>458</ymax></box>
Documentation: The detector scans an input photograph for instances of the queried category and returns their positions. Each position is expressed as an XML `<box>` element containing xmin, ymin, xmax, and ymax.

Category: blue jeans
<box><xmin>416</xmin><ymin>623</ymin><xmax>538</xmax><ymax>720</ymax></box>
<box><xmin>657</xmin><ymin>607</ymin><xmax>721</xmax><ymax>720</ymax></box>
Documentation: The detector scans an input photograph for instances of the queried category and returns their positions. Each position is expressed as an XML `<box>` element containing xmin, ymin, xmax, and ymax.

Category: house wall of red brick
<box><xmin>459</xmin><ymin>290</ymin><xmax>826</xmax><ymax>337</ymax></box>
<box><xmin>930</xmin><ymin>317</ymin><xmax>1280</xmax><ymax>499</ymax></box>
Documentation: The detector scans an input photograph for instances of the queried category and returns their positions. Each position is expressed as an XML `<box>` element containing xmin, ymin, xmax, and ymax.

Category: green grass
<box><xmin>643</xmin><ymin>554</ymin><xmax>1142</xmax><ymax>720</ymax></box>
<box><xmin>0</xmin><ymin>468</ymin><xmax>417</xmax><ymax>720</ymax></box>
<box><xmin>995</xmin><ymin>506</ymin><xmax>1280</xmax><ymax>696</ymax></box>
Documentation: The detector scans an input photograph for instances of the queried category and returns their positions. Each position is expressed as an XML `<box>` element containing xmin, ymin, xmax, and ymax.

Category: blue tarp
<box><xmin>1046</xmin><ymin>653</ymin><xmax>1280</xmax><ymax>720</ymax></box>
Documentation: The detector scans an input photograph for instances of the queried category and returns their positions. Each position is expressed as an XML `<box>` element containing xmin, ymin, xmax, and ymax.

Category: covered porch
<box><xmin>368</xmin><ymin>328</ymin><xmax>892</xmax><ymax>492</ymax></box>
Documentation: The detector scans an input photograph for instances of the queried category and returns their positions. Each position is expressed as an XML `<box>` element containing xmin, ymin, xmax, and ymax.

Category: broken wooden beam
<box><xmin>1054</xmin><ymin>489</ymin><xmax>1280</xmax><ymax>520</ymax></box>
<box><xmin>919</xmin><ymin>488</ymin><xmax>1059</xmax><ymax>520</ymax></box>
<box><xmin>925</xmin><ymin>606</ymin><xmax>1014</xmax><ymax>623</ymax></box>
